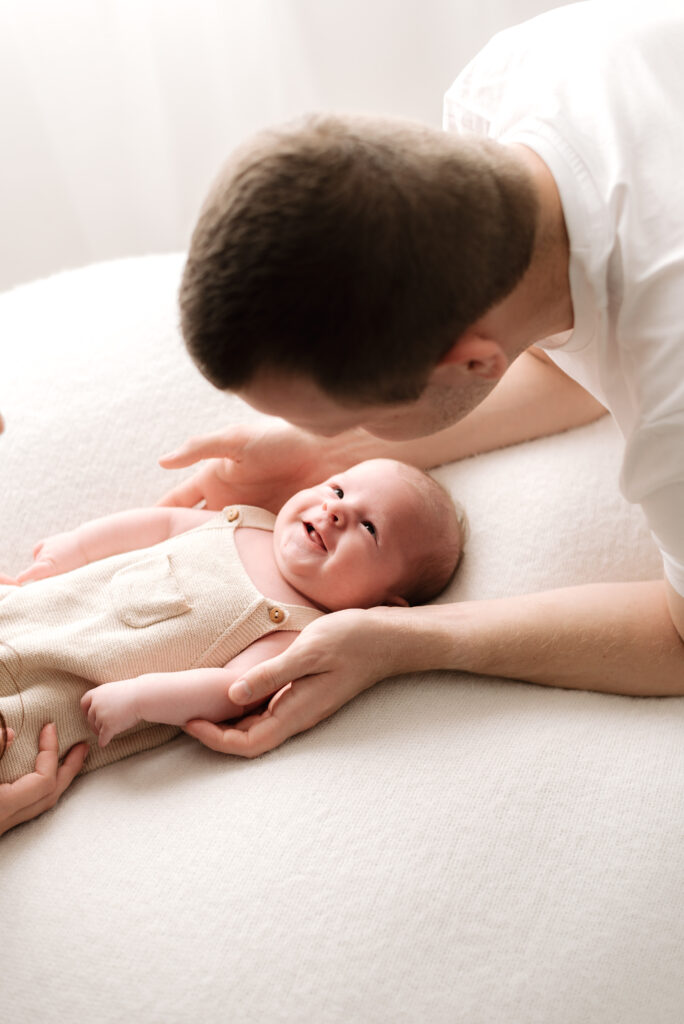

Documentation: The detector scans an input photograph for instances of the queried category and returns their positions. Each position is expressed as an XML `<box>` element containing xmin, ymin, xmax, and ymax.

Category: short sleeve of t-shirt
<box><xmin>638</xmin><ymin>484</ymin><xmax>684</xmax><ymax>596</ymax></box>
<box><xmin>443</xmin><ymin>1</ymin><xmax>684</xmax><ymax>596</ymax></box>
<box><xmin>620</xmin><ymin>421</ymin><xmax>684</xmax><ymax>596</ymax></box>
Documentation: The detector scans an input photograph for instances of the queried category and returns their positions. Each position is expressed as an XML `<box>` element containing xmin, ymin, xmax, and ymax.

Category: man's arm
<box><xmin>158</xmin><ymin>349</ymin><xmax>606</xmax><ymax>510</ymax></box>
<box><xmin>352</xmin><ymin>347</ymin><xmax>607</xmax><ymax>468</ymax></box>
<box><xmin>417</xmin><ymin>579</ymin><xmax>684</xmax><ymax>697</ymax></box>
<box><xmin>184</xmin><ymin>578</ymin><xmax>684</xmax><ymax>758</ymax></box>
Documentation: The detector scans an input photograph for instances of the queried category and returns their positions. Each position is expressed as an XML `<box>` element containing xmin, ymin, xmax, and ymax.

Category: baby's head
<box><xmin>273</xmin><ymin>459</ymin><xmax>465</xmax><ymax>611</ymax></box>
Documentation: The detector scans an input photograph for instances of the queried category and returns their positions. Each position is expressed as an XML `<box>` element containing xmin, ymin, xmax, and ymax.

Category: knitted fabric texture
<box><xmin>0</xmin><ymin>505</ymin><xmax>322</xmax><ymax>780</ymax></box>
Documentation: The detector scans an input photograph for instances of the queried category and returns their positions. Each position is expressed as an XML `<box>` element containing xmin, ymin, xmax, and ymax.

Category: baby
<box><xmin>0</xmin><ymin>458</ymin><xmax>464</xmax><ymax>782</ymax></box>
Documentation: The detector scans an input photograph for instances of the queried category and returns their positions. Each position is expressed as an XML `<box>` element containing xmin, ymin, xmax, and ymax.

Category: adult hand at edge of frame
<box><xmin>0</xmin><ymin>724</ymin><xmax>89</xmax><ymax>836</ymax></box>
<box><xmin>182</xmin><ymin>607</ymin><xmax>404</xmax><ymax>758</ymax></box>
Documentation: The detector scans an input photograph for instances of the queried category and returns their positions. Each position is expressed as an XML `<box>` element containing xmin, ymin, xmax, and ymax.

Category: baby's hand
<box><xmin>16</xmin><ymin>532</ymin><xmax>86</xmax><ymax>584</ymax></box>
<box><xmin>81</xmin><ymin>681</ymin><xmax>142</xmax><ymax>747</ymax></box>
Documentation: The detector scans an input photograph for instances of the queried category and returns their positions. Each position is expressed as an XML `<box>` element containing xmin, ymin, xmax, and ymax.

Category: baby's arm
<box><xmin>81</xmin><ymin>630</ymin><xmax>297</xmax><ymax>747</ymax></box>
<box><xmin>17</xmin><ymin>506</ymin><xmax>214</xmax><ymax>583</ymax></box>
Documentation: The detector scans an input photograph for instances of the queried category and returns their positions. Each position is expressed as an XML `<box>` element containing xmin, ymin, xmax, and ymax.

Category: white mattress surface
<box><xmin>0</xmin><ymin>255</ymin><xmax>682</xmax><ymax>1024</ymax></box>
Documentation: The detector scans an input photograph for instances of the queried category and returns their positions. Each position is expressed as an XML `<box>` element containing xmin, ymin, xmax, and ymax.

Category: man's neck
<box><xmin>477</xmin><ymin>144</ymin><xmax>574</xmax><ymax>357</ymax></box>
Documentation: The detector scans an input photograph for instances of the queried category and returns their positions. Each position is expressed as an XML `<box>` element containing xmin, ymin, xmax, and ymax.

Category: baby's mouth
<box><xmin>304</xmin><ymin>522</ymin><xmax>327</xmax><ymax>551</ymax></box>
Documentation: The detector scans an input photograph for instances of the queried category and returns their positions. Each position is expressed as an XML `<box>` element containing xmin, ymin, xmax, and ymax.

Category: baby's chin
<box><xmin>305</xmin><ymin>588</ymin><xmax>400</xmax><ymax>612</ymax></box>
<box><xmin>274</xmin><ymin>545</ymin><xmax>399</xmax><ymax>610</ymax></box>
<box><xmin>294</xmin><ymin>583</ymin><xmax>365</xmax><ymax>612</ymax></box>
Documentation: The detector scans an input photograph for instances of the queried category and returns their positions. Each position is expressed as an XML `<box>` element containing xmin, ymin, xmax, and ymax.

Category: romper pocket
<box><xmin>109</xmin><ymin>553</ymin><xmax>191</xmax><ymax>628</ymax></box>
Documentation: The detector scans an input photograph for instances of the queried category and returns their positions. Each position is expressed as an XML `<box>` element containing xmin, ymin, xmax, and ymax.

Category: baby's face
<box><xmin>273</xmin><ymin>460</ymin><xmax>424</xmax><ymax>610</ymax></box>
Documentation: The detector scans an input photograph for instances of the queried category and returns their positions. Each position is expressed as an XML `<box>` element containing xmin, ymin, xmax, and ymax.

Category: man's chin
<box><xmin>363</xmin><ymin>418</ymin><xmax>450</xmax><ymax>441</ymax></box>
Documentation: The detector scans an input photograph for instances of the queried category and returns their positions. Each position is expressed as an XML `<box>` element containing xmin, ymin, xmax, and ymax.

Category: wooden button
<box><xmin>225</xmin><ymin>507</ymin><xmax>240</xmax><ymax>522</ymax></box>
<box><xmin>269</xmin><ymin>606</ymin><xmax>285</xmax><ymax>623</ymax></box>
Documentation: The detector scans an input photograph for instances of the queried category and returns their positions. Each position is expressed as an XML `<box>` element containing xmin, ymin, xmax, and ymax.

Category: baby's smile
<box><xmin>304</xmin><ymin>522</ymin><xmax>327</xmax><ymax>551</ymax></box>
<box><xmin>273</xmin><ymin>458</ymin><xmax>458</xmax><ymax>611</ymax></box>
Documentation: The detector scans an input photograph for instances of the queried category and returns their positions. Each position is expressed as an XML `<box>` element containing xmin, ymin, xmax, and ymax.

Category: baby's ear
<box><xmin>384</xmin><ymin>594</ymin><xmax>410</xmax><ymax>608</ymax></box>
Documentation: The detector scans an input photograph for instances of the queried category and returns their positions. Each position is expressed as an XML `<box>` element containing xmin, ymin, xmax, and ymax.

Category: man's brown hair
<box><xmin>180</xmin><ymin>113</ymin><xmax>539</xmax><ymax>404</ymax></box>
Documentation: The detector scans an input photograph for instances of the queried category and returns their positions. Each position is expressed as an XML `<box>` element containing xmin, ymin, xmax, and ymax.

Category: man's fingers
<box><xmin>1</xmin><ymin>723</ymin><xmax>60</xmax><ymax>806</ymax></box>
<box><xmin>33</xmin><ymin>721</ymin><xmax>60</xmax><ymax>769</ymax></box>
<box><xmin>217</xmin><ymin>716</ymin><xmax>291</xmax><ymax>758</ymax></box>
<box><xmin>32</xmin><ymin>725</ymin><xmax>88</xmax><ymax>791</ymax></box>
<box><xmin>57</xmin><ymin>742</ymin><xmax>90</xmax><ymax>780</ymax></box>
<box><xmin>159</xmin><ymin>428</ymin><xmax>248</xmax><ymax>469</ymax></box>
<box><xmin>155</xmin><ymin>476</ymin><xmax>208</xmax><ymax>509</ymax></box>
<box><xmin>185</xmin><ymin>714</ymin><xmax>291</xmax><ymax>759</ymax></box>
<box><xmin>189</xmin><ymin>676</ymin><xmax>330</xmax><ymax>759</ymax></box>
<box><xmin>0</xmin><ymin>744</ymin><xmax>87</xmax><ymax>834</ymax></box>
<box><xmin>0</xmin><ymin>727</ymin><xmax>88</xmax><ymax>835</ymax></box>
<box><xmin>225</xmin><ymin>711</ymin><xmax>271</xmax><ymax>733</ymax></box>
<box><xmin>49</xmin><ymin>743</ymin><xmax>90</xmax><ymax>797</ymax></box>
<box><xmin>229</xmin><ymin>649</ymin><xmax>314</xmax><ymax>705</ymax></box>
<box><xmin>183</xmin><ymin>719</ymin><xmax>235</xmax><ymax>751</ymax></box>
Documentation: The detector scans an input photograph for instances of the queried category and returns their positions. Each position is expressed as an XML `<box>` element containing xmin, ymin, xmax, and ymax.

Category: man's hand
<box><xmin>157</xmin><ymin>354</ymin><xmax>608</xmax><ymax>514</ymax></box>
<box><xmin>0</xmin><ymin>723</ymin><xmax>88</xmax><ymax>836</ymax></box>
<box><xmin>183</xmin><ymin>608</ymin><xmax>403</xmax><ymax>757</ymax></box>
<box><xmin>157</xmin><ymin>421</ymin><xmax>344</xmax><ymax>512</ymax></box>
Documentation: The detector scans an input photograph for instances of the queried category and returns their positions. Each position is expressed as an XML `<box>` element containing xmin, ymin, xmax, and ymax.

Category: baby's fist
<box><xmin>81</xmin><ymin>681</ymin><xmax>141</xmax><ymax>747</ymax></box>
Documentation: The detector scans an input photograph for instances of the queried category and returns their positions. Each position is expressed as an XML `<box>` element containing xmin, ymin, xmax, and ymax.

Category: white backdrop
<box><xmin>0</xmin><ymin>0</ymin><xmax>574</xmax><ymax>293</ymax></box>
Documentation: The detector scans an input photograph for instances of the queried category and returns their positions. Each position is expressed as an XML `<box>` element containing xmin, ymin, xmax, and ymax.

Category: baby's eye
<box><xmin>362</xmin><ymin>521</ymin><xmax>376</xmax><ymax>536</ymax></box>
<box><xmin>332</xmin><ymin>486</ymin><xmax>344</xmax><ymax>498</ymax></box>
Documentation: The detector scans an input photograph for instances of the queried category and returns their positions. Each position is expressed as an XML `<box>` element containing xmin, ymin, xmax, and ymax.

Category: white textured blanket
<box><xmin>0</xmin><ymin>255</ymin><xmax>682</xmax><ymax>1024</ymax></box>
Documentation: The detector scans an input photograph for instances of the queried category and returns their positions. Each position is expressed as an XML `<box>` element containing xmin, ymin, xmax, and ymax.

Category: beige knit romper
<box><xmin>0</xmin><ymin>505</ymin><xmax>323</xmax><ymax>782</ymax></box>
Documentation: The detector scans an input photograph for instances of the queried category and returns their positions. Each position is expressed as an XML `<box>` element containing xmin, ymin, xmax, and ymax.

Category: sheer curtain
<box><xmin>0</xmin><ymin>0</ymin><xmax>570</xmax><ymax>292</ymax></box>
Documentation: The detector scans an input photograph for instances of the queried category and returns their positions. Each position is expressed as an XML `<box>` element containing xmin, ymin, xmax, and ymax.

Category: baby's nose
<box><xmin>322</xmin><ymin>501</ymin><xmax>342</xmax><ymax>525</ymax></box>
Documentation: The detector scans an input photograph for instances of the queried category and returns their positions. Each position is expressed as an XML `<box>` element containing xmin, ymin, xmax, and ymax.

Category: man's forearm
<box><xmin>380</xmin><ymin>580</ymin><xmax>684</xmax><ymax>697</ymax></box>
<box><xmin>325</xmin><ymin>348</ymin><xmax>607</xmax><ymax>472</ymax></box>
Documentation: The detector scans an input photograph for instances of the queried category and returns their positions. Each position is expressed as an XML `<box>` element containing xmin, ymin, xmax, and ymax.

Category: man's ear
<box><xmin>437</xmin><ymin>334</ymin><xmax>509</xmax><ymax>382</ymax></box>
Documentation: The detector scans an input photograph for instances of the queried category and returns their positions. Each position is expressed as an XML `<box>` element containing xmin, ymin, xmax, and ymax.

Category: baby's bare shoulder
<box><xmin>166</xmin><ymin>506</ymin><xmax>217</xmax><ymax>536</ymax></box>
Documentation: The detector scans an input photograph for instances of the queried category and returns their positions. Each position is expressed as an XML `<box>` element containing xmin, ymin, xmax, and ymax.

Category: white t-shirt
<box><xmin>443</xmin><ymin>0</ymin><xmax>684</xmax><ymax>594</ymax></box>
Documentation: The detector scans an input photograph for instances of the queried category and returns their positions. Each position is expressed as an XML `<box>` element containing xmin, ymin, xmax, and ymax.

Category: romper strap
<box><xmin>223</xmin><ymin>505</ymin><xmax>326</xmax><ymax>631</ymax></box>
<box><xmin>222</xmin><ymin>505</ymin><xmax>276</xmax><ymax>531</ymax></box>
<box><xmin>271</xmin><ymin>602</ymin><xmax>325</xmax><ymax>630</ymax></box>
